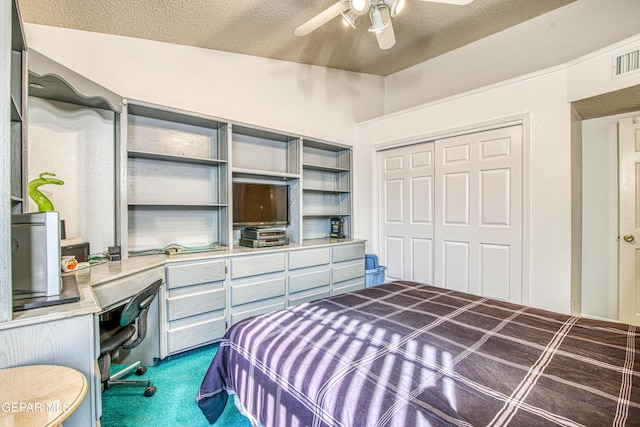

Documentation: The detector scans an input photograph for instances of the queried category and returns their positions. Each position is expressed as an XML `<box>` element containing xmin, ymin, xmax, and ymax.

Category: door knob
<box><xmin>624</xmin><ymin>234</ymin><xmax>635</xmax><ymax>242</ymax></box>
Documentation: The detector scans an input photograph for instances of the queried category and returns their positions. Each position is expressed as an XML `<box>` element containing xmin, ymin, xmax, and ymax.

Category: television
<box><xmin>233</xmin><ymin>182</ymin><xmax>288</xmax><ymax>227</ymax></box>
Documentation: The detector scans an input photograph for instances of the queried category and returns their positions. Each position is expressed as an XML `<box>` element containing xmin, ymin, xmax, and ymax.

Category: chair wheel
<box><xmin>135</xmin><ymin>366</ymin><xmax>146</xmax><ymax>376</ymax></box>
<box><xmin>144</xmin><ymin>386</ymin><xmax>156</xmax><ymax>397</ymax></box>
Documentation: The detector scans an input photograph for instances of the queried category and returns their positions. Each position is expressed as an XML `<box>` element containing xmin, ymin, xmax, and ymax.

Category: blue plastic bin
<box><xmin>365</xmin><ymin>253</ymin><xmax>386</xmax><ymax>288</ymax></box>
<box><xmin>365</xmin><ymin>254</ymin><xmax>379</xmax><ymax>270</ymax></box>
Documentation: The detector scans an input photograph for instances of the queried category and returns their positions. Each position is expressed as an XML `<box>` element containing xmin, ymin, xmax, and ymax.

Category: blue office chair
<box><xmin>98</xmin><ymin>279</ymin><xmax>162</xmax><ymax>397</ymax></box>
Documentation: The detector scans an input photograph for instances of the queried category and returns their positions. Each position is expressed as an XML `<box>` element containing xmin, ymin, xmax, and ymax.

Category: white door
<box><xmin>434</xmin><ymin>126</ymin><xmax>522</xmax><ymax>302</ymax></box>
<box><xmin>378</xmin><ymin>143</ymin><xmax>435</xmax><ymax>284</ymax></box>
<box><xmin>377</xmin><ymin>125</ymin><xmax>523</xmax><ymax>303</ymax></box>
<box><xmin>619</xmin><ymin>116</ymin><xmax>640</xmax><ymax>325</ymax></box>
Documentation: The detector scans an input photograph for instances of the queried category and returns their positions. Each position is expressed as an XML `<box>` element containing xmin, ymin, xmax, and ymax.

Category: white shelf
<box><xmin>128</xmin><ymin>150</ymin><xmax>228</xmax><ymax>167</ymax></box>
<box><xmin>125</xmin><ymin>101</ymin><xmax>229</xmax><ymax>253</ymax></box>
<box><xmin>301</xmin><ymin>139</ymin><xmax>352</xmax><ymax>240</ymax></box>
<box><xmin>10</xmin><ymin>98</ymin><xmax>21</xmax><ymax>121</ymax></box>
<box><xmin>302</xmin><ymin>187</ymin><xmax>350</xmax><ymax>194</ymax></box>
<box><xmin>232</xmin><ymin>167</ymin><xmax>300</xmax><ymax>181</ymax></box>
<box><xmin>232</xmin><ymin>125</ymin><xmax>299</xmax><ymax>176</ymax></box>
<box><xmin>128</xmin><ymin>203</ymin><xmax>228</xmax><ymax>209</ymax></box>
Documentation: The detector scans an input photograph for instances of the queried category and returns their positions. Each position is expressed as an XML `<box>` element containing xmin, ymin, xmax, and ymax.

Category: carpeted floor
<box><xmin>101</xmin><ymin>344</ymin><xmax>251</xmax><ymax>427</ymax></box>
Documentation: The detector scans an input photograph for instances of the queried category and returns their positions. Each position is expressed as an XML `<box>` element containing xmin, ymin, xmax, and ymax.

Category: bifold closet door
<box><xmin>378</xmin><ymin>143</ymin><xmax>435</xmax><ymax>284</ymax></box>
<box><xmin>434</xmin><ymin>125</ymin><xmax>522</xmax><ymax>302</ymax></box>
<box><xmin>377</xmin><ymin>125</ymin><xmax>523</xmax><ymax>303</ymax></box>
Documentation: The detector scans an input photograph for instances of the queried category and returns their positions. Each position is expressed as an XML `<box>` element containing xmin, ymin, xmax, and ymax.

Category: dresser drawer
<box><xmin>289</xmin><ymin>248</ymin><xmax>331</xmax><ymax>270</ymax></box>
<box><xmin>166</xmin><ymin>313</ymin><xmax>226</xmax><ymax>354</ymax></box>
<box><xmin>166</xmin><ymin>259</ymin><xmax>226</xmax><ymax>289</ymax></box>
<box><xmin>289</xmin><ymin>289</ymin><xmax>331</xmax><ymax>306</ymax></box>
<box><xmin>230</xmin><ymin>301</ymin><xmax>286</xmax><ymax>325</ymax></box>
<box><xmin>333</xmin><ymin>279</ymin><xmax>364</xmax><ymax>296</ymax></box>
<box><xmin>289</xmin><ymin>269</ymin><xmax>331</xmax><ymax>293</ymax></box>
<box><xmin>230</xmin><ymin>253</ymin><xmax>285</xmax><ymax>279</ymax></box>
<box><xmin>332</xmin><ymin>243</ymin><xmax>365</xmax><ymax>263</ymax></box>
<box><xmin>231</xmin><ymin>277</ymin><xmax>286</xmax><ymax>306</ymax></box>
<box><xmin>333</xmin><ymin>260</ymin><xmax>365</xmax><ymax>284</ymax></box>
<box><xmin>166</xmin><ymin>285</ymin><xmax>225</xmax><ymax>321</ymax></box>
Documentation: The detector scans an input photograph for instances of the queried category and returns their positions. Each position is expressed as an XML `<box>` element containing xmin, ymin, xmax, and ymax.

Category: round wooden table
<box><xmin>0</xmin><ymin>365</ymin><xmax>88</xmax><ymax>426</ymax></box>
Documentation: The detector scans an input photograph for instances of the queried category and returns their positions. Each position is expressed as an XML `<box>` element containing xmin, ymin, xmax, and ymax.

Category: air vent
<box><xmin>613</xmin><ymin>48</ymin><xmax>640</xmax><ymax>79</ymax></box>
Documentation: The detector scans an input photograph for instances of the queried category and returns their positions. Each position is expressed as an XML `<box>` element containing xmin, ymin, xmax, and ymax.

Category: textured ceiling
<box><xmin>573</xmin><ymin>85</ymin><xmax>640</xmax><ymax>121</ymax></box>
<box><xmin>17</xmin><ymin>0</ymin><xmax>577</xmax><ymax>76</ymax></box>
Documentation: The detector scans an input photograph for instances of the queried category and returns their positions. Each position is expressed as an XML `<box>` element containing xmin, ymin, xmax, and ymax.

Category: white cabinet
<box><xmin>162</xmin><ymin>258</ymin><xmax>227</xmax><ymax>357</ymax></box>
<box><xmin>228</xmin><ymin>252</ymin><xmax>287</xmax><ymax>324</ymax></box>
<box><xmin>124</xmin><ymin>101</ymin><xmax>229</xmax><ymax>255</ymax></box>
<box><xmin>287</xmin><ymin>247</ymin><xmax>331</xmax><ymax>306</ymax></box>
<box><xmin>228</xmin><ymin>242</ymin><xmax>365</xmax><ymax>326</ymax></box>
<box><xmin>0</xmin><ymin>315</ymin><xmax>99</xmax><ymax>427</ymax></box>
<box><xmin>331</xmin><ymin>242</ymin><xmax>365</xmax><ymax>295</ymax></box>
<box><xmin>302</xmin><ymin>139</ymin><xmax>353</xmax><ymax>240</ymax></box>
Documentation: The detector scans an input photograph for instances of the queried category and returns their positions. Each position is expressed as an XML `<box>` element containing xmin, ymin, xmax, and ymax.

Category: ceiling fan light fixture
<box><xmin>349</xmin><ymin>0</ymin><xmax>371</xmax><ymax>15</ymax></box>
<box><xmin>341</xmin><ymin>10</ymin><xmax>359</xmax><ymax>28</ymax></box>
<box><xmin>368</xmin><ymin>6</ymin><xmax>388</xmax><ymax>33</ymax></box>
<box><xmin>383</xmin><ymin>0</ymin><xmax>405</xmax><ymax>17</ymax></box>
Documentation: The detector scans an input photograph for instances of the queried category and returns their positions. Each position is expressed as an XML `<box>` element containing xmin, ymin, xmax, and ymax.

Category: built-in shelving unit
<box><xmin>231</xmin><ymin>124</ymin><xmax>300</xmax><ymax>179</ymax></box>
<box><xmin>13</xmin><ymin>52</ymin><xmax>355</xmax><ymax>261</ymax></box>
<box><xmin>230</xmin><ymin>124</ymin><xmax>302</xmax><ymax>243</ymax></box>
<box><xmin>9</xmin><ymin>0</ymin><xmax>26</xmax><ymax>215</ymax></box>
<box><xmin>2</xmin><ymin>0</ymin><xmax>27</xmax><ymax>323</ymax></box>
<box><xmin>124</xmin><ymin>101</ymin><xmax>229</xmax><ymax>254</ymax></box>
<box><xmin>302</xmin><ymin>138</ymin><xmax>352</xmax><ymax>240</ymax></box>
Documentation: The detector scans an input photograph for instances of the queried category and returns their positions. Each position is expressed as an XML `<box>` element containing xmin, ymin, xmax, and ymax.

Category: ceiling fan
<box><xmin>294</xmin><ymin>0</ymin><xmax>474</xmax><ymax>50</ymax></box>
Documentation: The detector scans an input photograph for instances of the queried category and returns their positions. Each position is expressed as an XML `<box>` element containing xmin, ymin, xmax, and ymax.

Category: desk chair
<box><xmin>98</xmin><ymin>279</ymin><xmax>162</xmax><ymax>397</ymax></box>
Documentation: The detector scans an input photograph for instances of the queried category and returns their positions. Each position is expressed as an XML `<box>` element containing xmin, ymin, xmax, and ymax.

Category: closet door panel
<box><xmin>378</xmin><ymin>143</ymin><xmax>435</xmax><ymax>283</ymax></box>
<box><xmin>435</xmin><ymin>125</ymin><xmax>522</xmax><ymax>302</ymax></box>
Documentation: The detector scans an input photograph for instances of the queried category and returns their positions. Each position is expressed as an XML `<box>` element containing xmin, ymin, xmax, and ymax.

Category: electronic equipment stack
<box><xmin>239</xmin><ymin>227</ymin><xmax>289</xmax><ymax>248</ymax></box>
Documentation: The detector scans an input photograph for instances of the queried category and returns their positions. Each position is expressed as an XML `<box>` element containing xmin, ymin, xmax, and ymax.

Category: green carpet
<box><xmin>101</xmin><ymin>344</ymin><xmax>252</xmax><ymax>427</ymax></box>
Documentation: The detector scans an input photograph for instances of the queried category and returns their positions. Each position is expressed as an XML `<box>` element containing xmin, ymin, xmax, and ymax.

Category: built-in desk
<box><xmin>0</xmin><ymin>255</ymin><xmax>167</xmax><ymax>427</ymax></box>
<box><xmin>0</xmin><ymin>239</ymin><xmax>365</xmax><ymax>426</ymax></box>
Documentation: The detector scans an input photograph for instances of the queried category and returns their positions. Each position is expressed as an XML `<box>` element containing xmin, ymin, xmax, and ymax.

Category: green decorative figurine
<box><xmin>28</xmin><ymin>172</ymin><xmax>64</xmax><ymax>212</ymax></box>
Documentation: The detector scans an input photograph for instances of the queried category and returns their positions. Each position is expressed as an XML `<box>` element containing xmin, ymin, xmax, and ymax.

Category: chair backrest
<box><xmin>120</xmin><ymin>279</ymin><xmax>162</xmax><ymax>327</ymax></box>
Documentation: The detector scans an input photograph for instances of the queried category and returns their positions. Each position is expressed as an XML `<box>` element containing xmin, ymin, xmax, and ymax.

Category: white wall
<box><xmin>24</xmin><ymin>24</ymin><xmax>385</xmax><ymax>146</ymax></box>
<box><xmin>27</xmin><ymin>97</ymin><xmax>116</xmax><ymax>253</ymax></box>
<box><xmin>384</xmin><ymin>0</ymin><xmax>640</xmax><ymax>115</ymax></box>
<box><xmin>568</xmin><ymin>35</ymin><xmax>640</xmax><ymax>102</ymax></box>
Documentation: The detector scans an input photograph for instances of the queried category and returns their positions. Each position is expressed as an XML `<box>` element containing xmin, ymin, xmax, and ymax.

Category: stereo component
<box><xmin>241</xmin><ymin>227</ymin><xmax>287</xmax><ymax>240</ymax></box>
<box><xmin>239</xmin><ymin>237</ymin><xmax>290</xmax><ymax>248</ymax></box>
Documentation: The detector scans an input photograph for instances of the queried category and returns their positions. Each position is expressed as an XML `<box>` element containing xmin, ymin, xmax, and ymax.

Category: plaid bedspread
<box><xmin>197</xmin><ymin>281</ymin><xmax>640</xmax><ymax>426</ymax></box>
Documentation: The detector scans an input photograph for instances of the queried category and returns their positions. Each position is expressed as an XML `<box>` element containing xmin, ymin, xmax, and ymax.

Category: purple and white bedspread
<box><xmin>197</xmin><ymin>281</ymin><xmax>640</xmax><ymax>426</ymax></box>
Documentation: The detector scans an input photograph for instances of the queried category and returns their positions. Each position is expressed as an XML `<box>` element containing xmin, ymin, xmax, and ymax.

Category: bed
<box><xmin>197</xmin><ymin>281</ymin><xmax>640</xmax><ymax>426</ymax></box>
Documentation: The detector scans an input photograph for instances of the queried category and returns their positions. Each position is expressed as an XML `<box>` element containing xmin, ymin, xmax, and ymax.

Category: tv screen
<box><xmin>233</xmin><ymin>183</ymin><xmax>288</xmax><ymax>227</ymax></box>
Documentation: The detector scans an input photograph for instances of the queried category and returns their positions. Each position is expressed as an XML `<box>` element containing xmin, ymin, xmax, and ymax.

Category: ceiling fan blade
<box><xmin>294</xmin><ymin>1</ymin><xmax>350</xmax><ymax>37</ymax></box>
<box><xmin>375</xmin><ymin>7</ymin><xmax>396</xmax><ymax>50</ymax></box>
<box><xmin>417</xmin><ymin>0</ymin><xmax>474</xmax><ymax>4</ymax></box>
